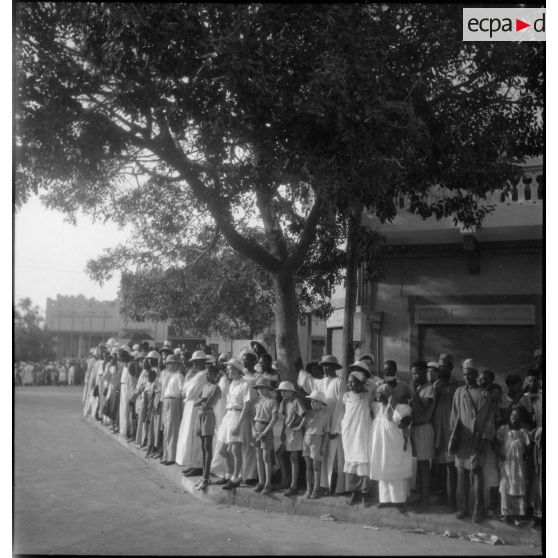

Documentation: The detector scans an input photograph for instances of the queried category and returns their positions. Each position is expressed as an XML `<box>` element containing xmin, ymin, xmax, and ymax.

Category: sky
<box><xmin>14</xmin><ymin>196</ymin><xmax>130</xmax><ymax>312</ymax></box>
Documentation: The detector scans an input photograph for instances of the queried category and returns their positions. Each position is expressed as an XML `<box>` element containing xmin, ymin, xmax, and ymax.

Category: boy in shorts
<box><xmin>251</xmin><ymin>377</ymin><xmax>279</xmax><ymax>495</ymax></box>
<box><xmin>194</xmin><ymin>364</ymin><xmax>222</xmax><ymax>490</ymax></box>
<box><xmin>303</xmin><ymin>390</ymin><xmax>330</xmax><ymax>499</ymax></box>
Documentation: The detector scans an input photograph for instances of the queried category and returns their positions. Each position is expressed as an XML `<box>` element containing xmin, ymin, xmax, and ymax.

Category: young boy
<box><xmin>251</xmin><ymin>377</ymin><xmax>279</xmax><ymax>495</ymax></box>
<box><xmin>278</xmin><ymin>380</ymin><xmax>307</xmax><ymax>496</ymax></box>
<box><xmin>303</xmin><ymin>390</ymin><xmax>330</xmax><ymax>499</ymax></box>
<box><xmin>194</xmin><ymin>364</ymin><xmax>222</xmax><ymax>490</ymax></box>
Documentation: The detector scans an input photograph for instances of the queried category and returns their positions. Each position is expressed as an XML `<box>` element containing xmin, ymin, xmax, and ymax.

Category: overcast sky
<box><xmin>14</xmin><ymin>196</ymin><xmax>129</xmax><ymax>312</ymax></box>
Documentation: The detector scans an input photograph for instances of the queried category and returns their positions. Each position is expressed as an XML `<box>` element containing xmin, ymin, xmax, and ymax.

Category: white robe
<box><xmin>210</xmin><ymin>374</ymin><xmax>230</xmax><ymax>477</ymax></box>
<box><xmin>341</xmin><ymin>391</ymin><xmax>372</xmax><ymax>477</ymax></box>
<box><xmin>369</xmin><ymin>402</ymin><xmax>412</xmax><ymax>481</ymax></box>
<box><xmin>175</xmin><ymin>371</ymin><xmax>208</xmax><ymax>468</ymax></box>
<box><xmin>298</xmin><ymin>369</ymin><xmax>346</xmax><ymax>492</ymax></box>
<box><xmin>119</xmin><ymin>364</ymin><xmax>133</xmax><ymax>436</ymax></box>
<box><xmin>240</xmin><ymin>370</ymin><xmax>258</xmax><ymax>481</ymax></box>
<box><xmin>84</xmin><ymin>359</ymin><xmax>103</xmax><ymax>417</ymax></box>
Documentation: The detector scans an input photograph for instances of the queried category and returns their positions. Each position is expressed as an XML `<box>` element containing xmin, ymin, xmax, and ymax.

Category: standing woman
<box><xmin>211</xmin><ymin>353</ymin><xmax>231</xmax><ymax>480</ymax></box>
<box><xmin>134</xmin><ymin>351</ymin><xmax>156</xmax><ymax>448</ymax></box>
<box><xmin>216</xmin><ymin>358</ymin><xmax>252</xmax><ymax>489</ymax></box>
<box><xmin>369</xmin><ymin>383</ymin><xmax>413</xmax><ymax>512</ymax></box>
<box><xmin>341</xmin><ymin>367</ymin><xmax>374</xmax><ymax>506</ymax></box>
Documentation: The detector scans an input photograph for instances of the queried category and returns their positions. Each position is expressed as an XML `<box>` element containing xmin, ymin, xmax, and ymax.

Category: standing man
<box><xmin>298</xmin><ymin>354</ymin><xmax>346</xmax><ymax>495</ymax></box>
<box><xmin>450</xmin><ymin>358</ymin><xmax>494</xmax><ymax>523</ymax></box>
<box><xmin>410</xmin><ymin>361</ymin><xmax>435</xmax><ymax>510</ymax></box>
<box><xmin>176</xmin><ymin>350</ymin><xmax>209</xmax><ymax>476</ymax></box>
<box><xmin>162</xmin><ymin>354</ymin><xmax>184</xmax><ymax>465</ymax></box>
<box><xmin>430</xmin><ymin>355</ymin><xmax>458</xmax><ymax>509</ymax></box>
<box><xmin>383</xmin><ymin>361</ymin><xmax>412</xmax><ymax>405</ymax></box>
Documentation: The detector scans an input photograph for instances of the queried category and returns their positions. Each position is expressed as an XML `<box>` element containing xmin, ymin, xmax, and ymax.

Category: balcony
<box><xmin>362</xmin><ymin>158</ymin><xmax>543</xmax><ymax>245</ymax></box>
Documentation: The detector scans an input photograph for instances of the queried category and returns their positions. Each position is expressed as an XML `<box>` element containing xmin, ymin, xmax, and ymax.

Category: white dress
<box><xmin>370</xmin><ymin>402</ymin><xmax>412</xmax><ymax>503</ymax></box>
<box><xmin>298</xmin><ymin>369</ymin><xmax>346</xmax><ymax>493</ymax></box>
<box><xmin>341</xmin><ymin>391</ymin><xmax>372</xmax><ymax>477</ymax></box>
<box><xmin>211</xmin><ymin>374</ymin><xmax>230</xmax><ymax>477</ymax></box>
<box><xmin>175</xmin><ymin>371</ymin><xmax>208</xmax><ymax>468</ymax></box>
<box><xmin>119</xmin><ymin>364</ymin><xmax>132</xmax><ymax>436</ymax></box>
<box><xmin>217</xmin><ymin>378</ymin><xmax>250</xmax><ymax>444</ymax></box>
<box><xmin>240</xmin><ymin>371</ymin><xmax>258</xmax><ymax>481</ymax></box>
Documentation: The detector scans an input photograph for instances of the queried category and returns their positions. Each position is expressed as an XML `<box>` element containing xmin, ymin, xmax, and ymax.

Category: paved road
<box><xmin>14</xmin><ymin>386</ymin><xmax>540</xmax><ymax>555</ymax></box>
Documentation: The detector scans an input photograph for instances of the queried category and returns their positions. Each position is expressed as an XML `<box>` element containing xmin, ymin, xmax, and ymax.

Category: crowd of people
<box><xmin>81</xmin><ymin>338</ymin><xmax>543</xmax><ymax>529</ymax></box>
<box><xmin>15</xmin><ymin>359</ymin><xmax>85</xmax><ymax>386</ymax></box>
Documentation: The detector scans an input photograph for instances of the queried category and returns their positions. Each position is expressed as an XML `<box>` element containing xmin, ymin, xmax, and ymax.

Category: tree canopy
<box><xmin>16</xmin><ymin>3</ymin><xmax>543</xmax><ymax>379</ymax></box>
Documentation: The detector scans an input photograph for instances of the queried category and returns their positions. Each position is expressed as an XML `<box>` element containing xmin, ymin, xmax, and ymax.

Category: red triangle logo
<box><xmin>516</xmin><ymin>19</ymin><xmax>530</xmax><ymax>31</ymax></box>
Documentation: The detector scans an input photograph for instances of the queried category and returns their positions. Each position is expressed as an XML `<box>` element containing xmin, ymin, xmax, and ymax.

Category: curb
<box><xmin>86</xmin><ymin>418</ymin><xmax>541</xmax><ymax>548</ymax></box>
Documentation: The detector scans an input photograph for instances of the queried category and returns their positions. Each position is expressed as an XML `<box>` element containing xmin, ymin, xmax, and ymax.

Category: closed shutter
<box><xmin>419</xmin><ymin>325</ymin><xmax>534</xmax><ymax>385</ymax></box>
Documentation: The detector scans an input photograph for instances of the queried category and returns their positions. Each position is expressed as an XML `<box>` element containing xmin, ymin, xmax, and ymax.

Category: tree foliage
<box><xmin>16</xmin><ymin>3</ymin><xmax>543</xmax><ymax>377</ymax></box>
<box><xmin>14</xmin><ymin>298</ymin><xmax>55</xmax><ymax>361</ymax></box>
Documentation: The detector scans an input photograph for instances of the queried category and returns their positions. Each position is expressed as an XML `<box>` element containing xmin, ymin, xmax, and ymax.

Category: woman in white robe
<box><xmin>369</xmin><ymin>384</ymin><xmax>412</xmax><ymax>508</ymax></box>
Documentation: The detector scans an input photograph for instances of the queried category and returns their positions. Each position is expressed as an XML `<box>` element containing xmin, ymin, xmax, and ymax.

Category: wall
<box><xmin>373</xmin><ymin>246</ymin><xmax>542</xmax><ymax>375</ymax></box>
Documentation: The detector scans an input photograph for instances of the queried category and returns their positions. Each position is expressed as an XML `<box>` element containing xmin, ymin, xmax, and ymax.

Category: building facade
<box><xmin>326</xmin><ymin>158</ymin><xmax>543</xmax><ymax>384</ymax></box>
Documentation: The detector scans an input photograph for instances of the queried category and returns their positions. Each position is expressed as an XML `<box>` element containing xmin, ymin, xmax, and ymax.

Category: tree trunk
<box><xmin>272</xmin><ymin>271</ymin><xmax>301</xmax><ymax>384</ymax></box>
<box><xmin>342</xmin><ymin>208</ymin><xmax>362</xmax><ymax>378</ymax></box>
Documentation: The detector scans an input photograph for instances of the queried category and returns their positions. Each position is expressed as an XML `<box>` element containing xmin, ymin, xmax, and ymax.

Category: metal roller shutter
<box><xmin>419</xmin><ymin>325</ymin><xmax>534</xmax><ymax>386</ymax></box>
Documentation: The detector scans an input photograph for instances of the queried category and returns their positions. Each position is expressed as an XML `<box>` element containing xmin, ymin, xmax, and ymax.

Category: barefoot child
<box><xmin>303</xmin><ymin>390</ymin><xmax>330</xmax><ymax>499</ymax></box>
<box><xmin>495</xmin><ymin>407</ymin><xmax>530</xmax><ymax>525</ymax></box>
<box><xmin>278</xmin><ymin>381</ymin><xmax>307</xmax><ymax>496</ymax></box>
<box><xmin>251</xmin><ymin>377</ymin><xmax>279</xmax><ymax>495</ymax></box>
<box><xmin>194</xmin><ymin>364</ymin><xmax>222</xmax><ymax>490</ymax></box>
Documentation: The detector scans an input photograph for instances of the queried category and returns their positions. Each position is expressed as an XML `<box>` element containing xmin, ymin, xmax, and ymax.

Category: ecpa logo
<box><xmin>463</xmin><ymin>8</ymin><xmax>545</xmax><ymax>42</ymax></box>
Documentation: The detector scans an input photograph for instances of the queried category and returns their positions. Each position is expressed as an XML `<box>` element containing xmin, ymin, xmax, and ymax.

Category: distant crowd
<box><xmin>80</xmin><ymin>338</ymin><xmax>543</xmax><ymax>529</ymax></box>
<box><xmin>14</xmin><ymin>359</ymin><xmax>87</xmax><ymax>386</ymax></box>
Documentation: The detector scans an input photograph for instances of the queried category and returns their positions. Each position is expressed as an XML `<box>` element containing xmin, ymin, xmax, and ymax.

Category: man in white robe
<box><xmin>176</xmin><ymin>350</ymin><xmax>208</xmax><ymax>476</ymax></box>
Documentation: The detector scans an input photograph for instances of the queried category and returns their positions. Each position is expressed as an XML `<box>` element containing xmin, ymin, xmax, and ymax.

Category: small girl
<box><xmin>251</xmin><ymin>377</ymin><xmax>279</xmax><ymax>495</ymax></box>
<box><xmin>303</xmin><ymin>390</ymin><xmax>330</xmax><ymax>499</ymax></box>
<box><xmin>194</xmin><ymin>364</ymin><xmax>222</xmax><ymax>490</ymax></box>
<box><xmin>341</xmin><ymin>368</ymin><xmax>373</xmax><ymax>506</ymax></box>
<box><xmin>278</xmin><ymin>381</ymin><xmax>307</xmax><ymax>496</ymax></box>
<box><xmin>495</xmin><ymin>407</ymin><xmax>530</xmax><ymax>525</ymax></box>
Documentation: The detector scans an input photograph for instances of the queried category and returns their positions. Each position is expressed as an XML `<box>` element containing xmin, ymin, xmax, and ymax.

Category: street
<box><xmin>14</xmin><ymin>386</ymin><xmax>540</xmax><ymax>556</ymax></box>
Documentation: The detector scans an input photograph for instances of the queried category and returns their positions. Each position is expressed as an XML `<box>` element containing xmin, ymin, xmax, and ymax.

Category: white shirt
<box><xmin>164</xmin><ymin>371</ymin><xmax>184</xmax><ymax>398</ymax></box>
<box><xmin>226</xmin><ymin>378</ymin><xmax>251</xmax><ymax>410</ymax></box>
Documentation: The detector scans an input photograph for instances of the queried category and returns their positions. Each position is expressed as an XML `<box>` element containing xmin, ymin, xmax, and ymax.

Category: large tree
<box><xmin>16</xmin><ymin>3</ymin><xmax>542</xmax><ymax>380</ymax></box>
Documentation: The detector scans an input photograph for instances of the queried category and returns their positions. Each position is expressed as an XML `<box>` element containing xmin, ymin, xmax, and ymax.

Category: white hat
<box><xmin>106</xmin><ymin>337</ymin><xmax>117</xmax><ymax>347</ymax></box>
<box><xmin>119</xmin><ymin>345</ymin><xmax>131</xmax><ymax>354</ymax></box>
<box><xmin>147</xmin><ymin>350</ymin><xmax>161</xmax><ymax>360</ymax></box>
<box><xmin>348</xmin><ymin>370</ymin><xmax>367</xmax><ymax>383</ymax></box>
<box><xmin>132</xmin><ymin>344</ymin><xmax>140</xmax><ymax>351</ymax></box>
<box><xmin>277</xmin><ymin>380</ymin><xmax>296</xmax><ymax>392</ymax></box>
<box><xmin>173</xmin><ymin>348</ymin><xmax>183</xmax><ymax>356</ymax></box>
<box><xmin>358</xmin><ymin>353</ymin><xmax>375</xmax><ymax>364</ymax></box>
<box><xmin>306</xmin><ymin>390</ymin><xmax>327</xmax><ymax>406</ymax></box>
<box><xmin>218</xmin><ymin>352</ymin><xmax>231</xmax><ymax>362</ymax></box>
<box><xmin>427</xmin><ymin>361</ymin><xmax>440</xmax><ymax>370</ymax></box>
<box><xmin>165</xmin><ymin>354</ymin><xmax>181</xmax><ymax>364</ymax></box>
<box><xmin>163</xmin><ymin>340</ymin><xmax>172</xmax><ymax>348</ymax></box>
<box><xmin>463</xmin><ymin>358</ymin><xmax>476</xmax><ymax>370</ymax></box>
<box><xmin>226</xmin><ymin>358</ymin><xmax>244</xmax><ymax>373</ymax></box>
<box><xmin>190</xmin><ymin>350</ymin><xmax>208</xmax><ymax>362</ymax></box>
<box><xmin>349</xmin><ymin>360</ymin><xmax>370</xmax><ymax>375</ymax></box>
<box><xmin>240</xmin><ymin>348</ymin><xmax>258</xmax><ymax>359</ymax></box>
